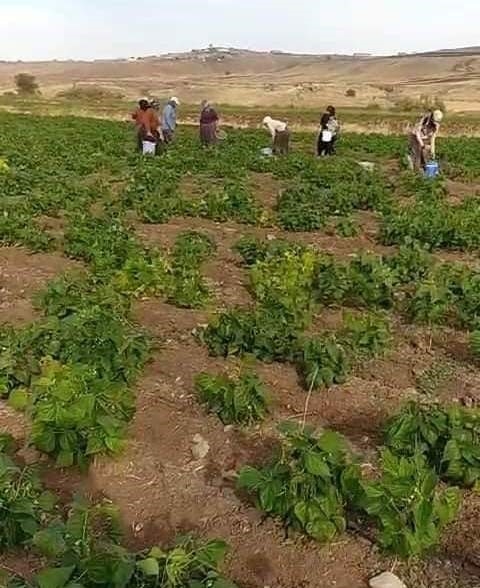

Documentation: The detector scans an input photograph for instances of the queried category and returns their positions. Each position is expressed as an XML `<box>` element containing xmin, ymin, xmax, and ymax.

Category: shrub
<box><xmin>345</xmin><ymin>88</ymin><xmax>357</xmax><ymax>98</ymax></box>
<box><xmin>14</xmin><ymin>73</ymin><xmax>39</xmax><ymax>95</ymax></box>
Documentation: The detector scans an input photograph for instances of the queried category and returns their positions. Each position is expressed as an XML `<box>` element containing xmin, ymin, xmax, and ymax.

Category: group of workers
<box><xmin>132</xmin><ymin>96</ymin><xmax>443</xmax><ymax>175</ymax></box>
<box><xmin>132</xmin><ymin>97</ymin><xmax>220</xmax><ymax>151</ymax></box>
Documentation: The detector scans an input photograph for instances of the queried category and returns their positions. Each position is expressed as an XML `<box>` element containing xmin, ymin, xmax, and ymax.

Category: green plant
<box><xmin>250</xmin><ymin>249</ymin><xmax>317</xmax><ymax>322</ymax></box>
<box><xmin>385</xmin><ymin>402</ymin><xmax>480</xmax><ymax>488</ymax></box>
<box><xmin>195</xmin><ymin>370</ymin><xmax>268</xmax><ymax>425</ymax></box>
<box><xmin>64</xmin><ymin>214</ymin><xmax>141</xmax><ymax>276</ymax></box>
<box><xmin>335</xmin><ymin>216</ymin><xmax>359</xmax><ymax>238</ymax></box>
<box><xmin>201</xmin><ymin>306</ymin><xmax>302</xmax><ymax>363</ymax></box>
<box><xmin>26</xmin><ymin>359</ymin><xmax>135</xmax><ymax>468</ymax></box>
<box><xmin>297</xmin><ymin>336</ymin><xmax>349</xmax><ymax>390</ymax></box>
<box><xmin>358</xmin><ymin>450</ymin><xmax>460</xmax><ymax>558</ymax></box>
<box><xmin>387</xmin><ymin>242</ymin><xmax>433</xmax><ymax>284</ymax></box>
<box><xmin>238</xmin><ymin>425</ymin><xmax>358</xmax><ymax>542</ymax></box>
<box><xmin>168</xmin><ymin>231</ymin><xmax>216</xmax><ymax>308</ymax></box>
<box><xmin>0</xmin><ymin>451</ymin><xmax>56</xmax><ymax>550</ymax></box>
<box><xmin>277</xmin><ymin>183</ymin><xmax>327</xmax><ymax>231</ymax></box>
<box><xmin>345</xmin><ymin>254</ymin><xmax>396</xmax><ymax>309</ymax></box>
<box><xmin>340</xmin><ymin>312</ymin><xmax>391</xmax><ymax>359</ymax></box>
<box><xmin>233</xmin><ymin>236</ymin><xmax>302</xmax><ymax>266</ymax></box>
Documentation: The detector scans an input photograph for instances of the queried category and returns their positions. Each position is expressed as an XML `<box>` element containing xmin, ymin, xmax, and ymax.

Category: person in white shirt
<box><xmin>262</xmin><ymin>116</ymin><xmax>290</xmax><ymax>155</ymax></box>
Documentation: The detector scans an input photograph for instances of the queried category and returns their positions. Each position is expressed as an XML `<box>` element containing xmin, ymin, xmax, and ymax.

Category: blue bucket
<box><xmin>424</xmin><ymin>160</ymin><xmax>439</xmax><ymax>179</ymax></box>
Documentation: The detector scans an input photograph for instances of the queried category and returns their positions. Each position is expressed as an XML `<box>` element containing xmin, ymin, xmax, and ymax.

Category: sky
<box><xmin>1</xmin><ymin>0</ymin><xmax>479</xmax><ymax>62</ymax></box>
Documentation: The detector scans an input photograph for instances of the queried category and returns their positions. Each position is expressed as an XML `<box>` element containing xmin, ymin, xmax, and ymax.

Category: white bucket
<box><xmin>321</xmin><ymin>130</ymin><xmax>333</xmax><ymax>142</ymax></box>
<box><xmin>142</xmin><ymin>140</ymin><xmax>156</xmax><ymax>155</ymax></box>
<box><xmin>260</xmin><ymin>147</ymin><xmax>273</xmax><ymax>157</ymax></box>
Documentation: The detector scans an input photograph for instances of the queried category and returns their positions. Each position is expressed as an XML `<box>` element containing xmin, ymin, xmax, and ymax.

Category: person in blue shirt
<box><xmin>162</xmin><ymin>97</ymin><xmax>180</xmax><ymax>143</ymax></box>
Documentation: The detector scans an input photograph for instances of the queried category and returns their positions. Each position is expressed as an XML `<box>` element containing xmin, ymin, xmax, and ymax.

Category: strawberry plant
<box><xmin>35</xmin><ymin>272</ymin><xmax>131</xmax><ymax>319</ymax></box>
<box><xmin>195</xmin><ymin>369</ymin><xmax>268</xmax><ymax>425</ymax></box>
<box><xmin>238</xmin><ymin>425</ymin><xmax>358</xmax><ymax>542</ymax></box>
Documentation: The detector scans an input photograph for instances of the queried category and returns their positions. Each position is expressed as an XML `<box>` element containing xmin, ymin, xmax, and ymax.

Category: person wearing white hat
<box><xmin>408</xmin><ymin>109</ymin><xmax>443</xmax><ymax>172</ymax></box>
<box><xmin>162</xmin><ymin>97</ymin><xmax>180</xmax><ymax>144</ymax></box>
<box><xmin>262</xmin><ymin>115</ymin><xmax>290</xmax><ymax>155</ymax></box>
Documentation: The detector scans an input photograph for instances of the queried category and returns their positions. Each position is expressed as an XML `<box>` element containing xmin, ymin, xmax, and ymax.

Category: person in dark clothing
<box><xmin>317</xmin><ymin>105</ymin><xmax>340</xmax><ymax>156</ymax></box>
<box><xmin>199</xmin><ymin>101</ymin><xmax>219</xmax><ymax>147</ymax></box>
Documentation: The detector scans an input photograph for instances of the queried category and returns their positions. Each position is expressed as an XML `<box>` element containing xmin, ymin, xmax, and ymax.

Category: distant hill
<box><xmin>1</xmin><ymin>46</ymin><xmax>479</xmax><ymax>112</ymax></box>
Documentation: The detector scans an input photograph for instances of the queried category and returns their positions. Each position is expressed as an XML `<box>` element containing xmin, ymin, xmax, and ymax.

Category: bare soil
<box><xmin>1</xmin><ymin>175</ymin><xmax>480</xmax><ymax>586</ymax></box>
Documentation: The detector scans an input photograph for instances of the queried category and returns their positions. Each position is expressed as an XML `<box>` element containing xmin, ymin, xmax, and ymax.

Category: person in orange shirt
<box><xmin>132</xmin><ymin>99</ymin><xmax>160</xmax><ymax>153</ymax></box>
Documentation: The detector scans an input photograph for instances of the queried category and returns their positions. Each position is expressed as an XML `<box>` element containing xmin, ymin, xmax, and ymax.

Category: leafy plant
<box><xmin>358</xmin><ymin>450</ymin><xmax>460</xmax><ymax>558</ymax></box>
<box><xmin>385</xmin><ymin>402</ymin><xmax>480</xmax><ymax>487</ymax></box>
<box><xmin>297</xmin><ymin>336</ymin><xmax>349</xmax><ymax>390</ymax></box>
<box><xmin>195</xmin><ymin>369</ymin><xmax>268</xmax><ymax>425</ymax></box>
<box><xmin>0</xmin><ymin>451</ymin><xmax>56</xmax><ymax>550</ymax></box>
<box><xmin>250</xmin><ymin>248</ymin><xmax>317</xmax><ymax>322</ymax></box>
<box><xmin>168</xmin><ymin>231</ymin><xmax>216</xmax><ymax>308</ymax></box>
<box><xmin>201</xmin><ymin>306</ymin><xmax>302</xmax><ymax>363</ymax></box>
<box><xmin>26</xmin><ymin>359</ymin><xmax>135</xmax><ymax>468</ymax></box>
<box><xmin>340</xmin><ymin>312</ymin><xmax>391</xmax><ymax>359</ymax></box>
<box><xmin>238</xmin><ymin>425</ymin><xmax>358</xmax><ymax>542</ymax></box>
<box><xmin>233</xmin><ymin>235</ymin><xmax>302</xmax><ymax>267</ymax></box>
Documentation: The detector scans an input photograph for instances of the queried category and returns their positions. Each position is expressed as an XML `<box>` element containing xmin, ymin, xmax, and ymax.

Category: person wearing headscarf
<box><xmin>262</xmin><ymin>116</ymin><xmax>290</xmax><ymax>155</ymax></box>
<box><xmin>408</xmin><ymin>109</ymin><xmax>443</xmax><ymax>172</ymax></box>
<box><xmin>162</xmin><ymin>97</ymin><xmax>180</xmax><ymax>144</ymax></box>
<box><xmin>131</xmin><ymin>98</ymin><xmax>160</xmax><ymax>152</ymax></box>
<box><xmin>317</xmin><ymin>105</ymin><xmax>340</xmax><ymax>156</ymax></box>
<box><xmin>199</xmin><ymin>101</ymin><xmax>219</xmax><ymax>147</ymax></box>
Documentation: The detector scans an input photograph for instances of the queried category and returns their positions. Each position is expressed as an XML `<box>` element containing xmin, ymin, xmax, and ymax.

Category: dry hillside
<box><xmin>1</xmin><ymin>48</ymin><xmax>480</xmax><ymax>111</ymax></box>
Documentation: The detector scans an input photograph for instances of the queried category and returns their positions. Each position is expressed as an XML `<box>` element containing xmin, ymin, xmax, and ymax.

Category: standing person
<box><xmin>131</xmin><ymin>98</ymin><xmax>160</xmax><ymax>153</ymax></box>
<box><xmin>162</xmin><ymin>97</ymin><xmax>180</xmax><ymax>144</ymax></box>
<box><xmin>317</xmin><ymin>105</ymin><xmax>339</xmax><ymax>156</ymax></box>
<box><xmin>408</xmin><ymin>109</ymin><xmax>443</xmax><ymax>172</ymax></box>
<box><xmin>199</xmin><ymin>101</ymin><xmax>219</xmax><ymax>147</ymax></box>
<box><xmin>262</xmin><ymin>116</ymin><xmax>290</xmax><ymax>155</ymax></box>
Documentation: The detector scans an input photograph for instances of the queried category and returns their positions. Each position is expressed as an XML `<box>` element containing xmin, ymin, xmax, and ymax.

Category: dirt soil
<box><xmin>2</xmin><ymin>174</ymin><xmax>480</xmax><ymax>586</ymax></box>
<box><xmin>1</xmin><ymin>50</ymin><xmax>480</xmax><ymax>113</ymax></box>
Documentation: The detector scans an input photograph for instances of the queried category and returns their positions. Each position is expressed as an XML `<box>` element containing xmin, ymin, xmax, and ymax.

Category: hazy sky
<box><xmin>1</xmin><ymin>0</ymin><xmax>479</xmax><ymax>61</ymax></box>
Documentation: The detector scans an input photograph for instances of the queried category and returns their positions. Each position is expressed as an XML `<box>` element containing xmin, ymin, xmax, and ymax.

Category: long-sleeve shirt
<box><xmin>132</xmin><ymin>108</ymin><xmax>158</xmax><ymax>135</ymax></box>
<box><xmin>264</xmin><ymin>118</ymin><xmax>287</xmax><ymax>139</ymax></box>
<box><xmin>162</xmin><ymin>103</ymin><xmax>177</xmax><ymax>132</ymax></box>
<box><xmin>200</xmin><ymin>107</ymin><xmax>219</xmax><ymax>125</ymax></box>
<box><xmin>413</xmin><ymin>114</ymin><xmax>439</xmax><ymax>155</ymax></box>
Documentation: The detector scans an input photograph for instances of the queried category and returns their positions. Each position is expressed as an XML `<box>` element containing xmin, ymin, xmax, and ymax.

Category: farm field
<box><xmin>1</xmin><ymin>112</ymin><xmax>480</xmax><ymax>587</ymax></box>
